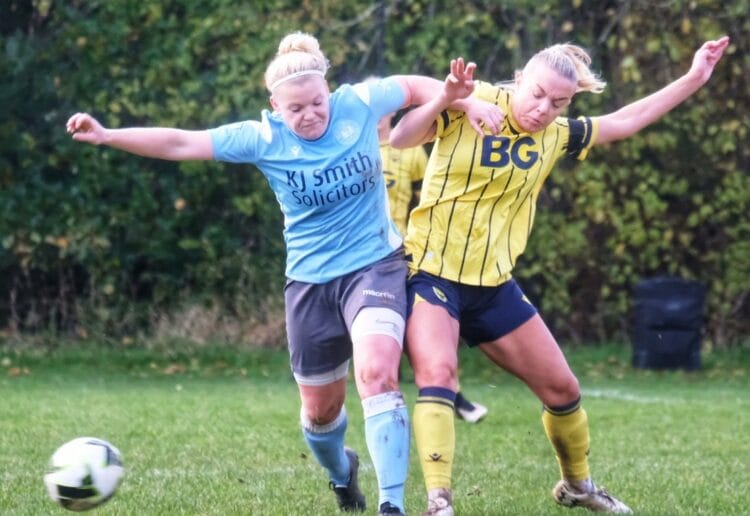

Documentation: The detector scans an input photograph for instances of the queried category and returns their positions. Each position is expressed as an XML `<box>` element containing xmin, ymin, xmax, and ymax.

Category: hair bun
<box><xmin>277</xmin><ymin>32</ymin><xmax>321</xmax><ymax>56</ymax></box>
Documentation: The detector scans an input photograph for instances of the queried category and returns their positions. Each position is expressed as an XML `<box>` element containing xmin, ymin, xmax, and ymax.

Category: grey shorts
<box><xmin>285</xmin><ymin>249</ymin><xmax>407</xmax><ymax>379</ymax></box>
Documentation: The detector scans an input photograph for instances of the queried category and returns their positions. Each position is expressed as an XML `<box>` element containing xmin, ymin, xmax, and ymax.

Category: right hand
<box><xmin>66</xmin><ymin>112</ymin><xmax>107</xmax><ymax>145</ymax></box>
<box><xmin>443</xmin><ymin>57</ymin><xmax>476</xmax><ymax>104</ymax></box>
<box><xmin>444</xmin><ymin>58</ymin><xmax>504</xmax><ymax>136</ymax></box>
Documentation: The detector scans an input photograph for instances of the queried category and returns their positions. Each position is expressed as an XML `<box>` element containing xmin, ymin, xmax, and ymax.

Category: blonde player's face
<box><xmin>271</xmin><ymin>76</ymin><xmax>330</xmax><ymax>140</ymax></box>
<box><xmin>512</xmin><ymin>62</ymin><xmax>576</xmax><ymax>133</ymax></box>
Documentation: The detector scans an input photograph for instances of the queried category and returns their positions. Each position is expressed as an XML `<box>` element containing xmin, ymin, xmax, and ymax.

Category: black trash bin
<box><xmin>631</xmin><ymin>276</ymin><xmax>706</xmax><ymax>370</ymax></box>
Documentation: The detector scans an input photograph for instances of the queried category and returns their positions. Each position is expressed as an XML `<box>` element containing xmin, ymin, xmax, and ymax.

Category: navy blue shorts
<box><xmin>407</xmin><ymin>271</ymin><xmax>537</xmax><ymax>346</ymax></box>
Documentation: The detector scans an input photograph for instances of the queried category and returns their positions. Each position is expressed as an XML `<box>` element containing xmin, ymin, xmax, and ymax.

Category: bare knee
<box><xmin>299</xmin><ymin>383</ymin><xmax>346</xmax><ymax>425</ymax></box>
<box><xmin>413</xmin><ymin>360</ymin><xmax>457</xmax><ymax>390</ymax></box>
<box><xmin>303</xmin><ymin>399</ymin><xmax>344</xmax><ymax>426</ymax></box>
<box><xmin>355</xmin><ymin>362</ymin><xmax>399</xmax><ymax>395</ymax></box>
<box><xmin>539</xmin><ymin>373</ymin><xmax>581</xmax><ymax>408</ymax></box>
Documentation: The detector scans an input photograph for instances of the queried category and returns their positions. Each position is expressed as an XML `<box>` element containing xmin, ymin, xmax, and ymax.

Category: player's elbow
<box><xmin>389</xmin><ymin>131</ymin><xmax>411</xmax><ymax>149</ymax></box>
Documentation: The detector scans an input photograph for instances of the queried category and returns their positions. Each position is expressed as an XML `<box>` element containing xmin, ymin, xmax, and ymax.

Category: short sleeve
<box><xmin>352</xmin><ymin>77</ymin><xmax>406</xmax><ymax>120</ymax></box>
<box><xmin>209</xmin><ymin>113</ymin><xmax>273</xmax><ymax>163</ymax></box>
<box><xmin>566</xmin><ymin>116</ymin><xmax>599</xmax><ymax>161</ymax></box>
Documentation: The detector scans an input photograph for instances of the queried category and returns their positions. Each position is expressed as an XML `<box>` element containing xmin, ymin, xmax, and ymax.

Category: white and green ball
<box><xmin>44</xmin><ymin>437</ymin><xmax>125</xmax><ymax>511</ymax></box>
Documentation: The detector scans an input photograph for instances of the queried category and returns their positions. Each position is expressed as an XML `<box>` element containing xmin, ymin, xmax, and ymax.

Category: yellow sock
<box><xmin>413</xmin><ymin>389</ymin><xmax>455</xmax><ymax>491</ymax></box>
<box><xmin>542</xmin><ymin>401</ymin><xmax>591</xmax><ymax>482</ymax></box>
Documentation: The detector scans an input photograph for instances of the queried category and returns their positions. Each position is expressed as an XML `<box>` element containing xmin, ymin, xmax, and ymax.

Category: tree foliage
<box><xmin>1</xmin><ymin>0</ymin><xmax>747</xmax><ymax>346</ymax></box>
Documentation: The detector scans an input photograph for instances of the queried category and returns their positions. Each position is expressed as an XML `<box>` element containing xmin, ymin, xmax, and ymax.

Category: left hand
<box><xmin>464</xmin><ymin>98</ymin><xmax>505</xmax><ymax>136</ymax></box>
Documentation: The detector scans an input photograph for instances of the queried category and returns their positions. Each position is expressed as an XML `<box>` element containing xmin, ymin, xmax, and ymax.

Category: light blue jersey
<box><xmin>210</xmin><ymin>79</ymin><xmax>406</xmax><ymax>283</ymax></box>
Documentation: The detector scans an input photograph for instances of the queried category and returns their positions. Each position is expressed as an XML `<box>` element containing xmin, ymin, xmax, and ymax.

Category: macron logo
<box><xmin>362</xmin><ymin>289</ymin><xmax>395</xmax><ymax>301</ymax></box>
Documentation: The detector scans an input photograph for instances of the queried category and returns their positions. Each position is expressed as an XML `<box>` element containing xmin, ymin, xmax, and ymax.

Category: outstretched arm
<box><xmin>66</xmin><ymin>112</ymin><xmax>213</xmax><ymax>161</ymax></box>
<box><xmin>390</xmin><ymin>58</ymin><xmax>504</xmax><ymax>148</ymax></box>
<box><xmin>595</xmin><ymin>36</ymin><xmax>729</xmax><ymax>145</ymax></box>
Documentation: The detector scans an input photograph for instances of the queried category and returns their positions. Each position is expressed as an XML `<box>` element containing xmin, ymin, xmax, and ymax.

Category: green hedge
<box><xmin>1</xmin><ymin>1</ymin><xmax>748</xmax><ymax>346</ymax></box>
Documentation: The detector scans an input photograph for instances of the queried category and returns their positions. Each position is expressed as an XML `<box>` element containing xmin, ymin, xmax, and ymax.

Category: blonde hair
<box><xmin>526</xmin><ymin>43</ymin><xmax>606</xmax><ymax>94</ymax></box>
<box><xmin>264</xmin><ymin>32</ymin><xmax>330</xmax><ymax>92</ymax></box>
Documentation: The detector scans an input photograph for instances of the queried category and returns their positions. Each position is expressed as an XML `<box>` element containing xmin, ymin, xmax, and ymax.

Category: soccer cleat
<box><xmin>378</xmin><ymin>501</ymin><xmax>406</xmax><ymax>515</ymax></box>
<box><xmin>454</xmin><ymin>394</ymin><xmax>488</xmax><ymax>424</ymax></box>
<box><xmin>423</xmin><ymin>488</ymin><xmax>454</xmax><ymax>516</ymax></box>
<box><xmin>329</xmin><ymin>447</ymin><xmax>366</xmax><ymax>512</ymax></box>
<box><xmin>553</xmin><ymin>479</ymin><xmax>632</xmax><ymax>513</ymax></box>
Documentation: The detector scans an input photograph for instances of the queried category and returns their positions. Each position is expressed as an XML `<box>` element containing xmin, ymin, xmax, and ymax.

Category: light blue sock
<box><xmin>302</xmin><ymin>407</ymin><xmax>350</xmax><ymax>486</ymax></box>
<box><xmin>363</xmin><ymin>391</ymin><xmax>409</xmax><ymax>511</ymax></box>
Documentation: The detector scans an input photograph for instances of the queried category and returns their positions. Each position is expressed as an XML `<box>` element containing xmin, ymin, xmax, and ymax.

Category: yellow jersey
<box><xmin>380</xmin><ymin>142</ymin><xmax>428</xmax><ymax>236</ymax></box>
<box><xmin>405</xmin><ymin>81</ymin><xmax>598</xmax><ymax>286</ymax></box>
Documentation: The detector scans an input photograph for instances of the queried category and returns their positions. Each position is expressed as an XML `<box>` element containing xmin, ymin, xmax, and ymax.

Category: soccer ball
<box><xmin>43</xmin><ymin>437</ymin><xmax>125</xmax><ymax>511</ymax></box>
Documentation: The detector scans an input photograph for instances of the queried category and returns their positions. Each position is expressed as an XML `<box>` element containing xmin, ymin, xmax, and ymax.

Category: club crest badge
<box><xmin>333</xmin><ymin>119</ymin><xmax>359</xmax><ymax>145</ymax></box>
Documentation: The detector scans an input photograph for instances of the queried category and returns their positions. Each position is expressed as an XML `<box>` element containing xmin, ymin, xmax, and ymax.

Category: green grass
<box><xmin>1</xmin><ymin>343</ymin><xmax>749</xmax><ymax>515</ymax></box>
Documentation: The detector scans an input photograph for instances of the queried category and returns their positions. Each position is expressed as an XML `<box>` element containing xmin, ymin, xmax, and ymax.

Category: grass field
<box><xmin>1</xmin><ymin>342</ymin><xmax>749</xmax><ymax>515</ymax></box>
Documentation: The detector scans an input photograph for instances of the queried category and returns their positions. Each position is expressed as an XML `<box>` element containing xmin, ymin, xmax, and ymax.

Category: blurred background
<box><xmin>1</xmin><ymin>0</ymin><xmax>747</xmax><ymax>350</ymax></box>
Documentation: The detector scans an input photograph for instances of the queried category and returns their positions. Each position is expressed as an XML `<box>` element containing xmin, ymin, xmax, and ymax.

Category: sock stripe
<box><xmin>362</xmin><ymin>391</ymin><xmax>406</xmax><ymax>418</ymax></box>
<box><xmin>301</xmin><ymin>406</ymin><xmax>347</xmax><ymax>433</ymax></box>
<box><xmin>418</xmin><ymin>387</ymin><xmax>456</xmax><ymax>402</ymax></box>
<box><xmin>416</xmin><ymin>397</ymin><xmax>455</xmax><ymax>409</ymax></box>
<box><xmin>544</xmin><ymin>396</ymin><xmax>582</xmax><ymax>416</ymax></box>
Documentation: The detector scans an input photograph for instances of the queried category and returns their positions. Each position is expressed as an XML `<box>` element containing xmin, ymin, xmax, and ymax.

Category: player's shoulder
<box><xmin>331</xmin><ymin>83</ymin><xmax>356</xmax><ymax>103</ymax></box>
<box><xmin>211</xmin><ymin>111</ymin><xmax>276</xmax><ymax>146</ymax></box>
<box><xmin>553</xmin><ymin>115</ymin><xmax>596</xmax><ymax>135</ymax></box>
<box><xmin>351</xmin><ymin>77</ymin><xmax>405</xmax><ymax>110</ymax></box>
<box><xmin>473</xmin><ymin>80</ymin><xmax>508</xmax><ymax>106</ymax></box>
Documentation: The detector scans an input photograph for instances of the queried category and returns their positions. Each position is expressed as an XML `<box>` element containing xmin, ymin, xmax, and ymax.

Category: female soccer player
<box><xmin>377</xmin><ymin>109</ymin><xmax>489</xmax><ymax>424</ymax></box>
<box><xmin>66</xmin><ymin>32</ymin><xmax>489</xmax><ymax>516</ymax></box>
<box><xmin>390</xmin><ymin>36</ymin><xmax>729</xmax><ymax>515</ymax></box>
